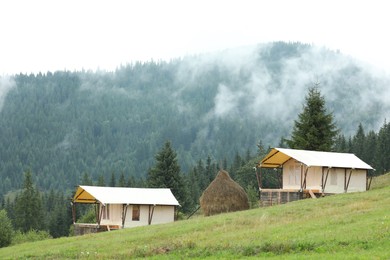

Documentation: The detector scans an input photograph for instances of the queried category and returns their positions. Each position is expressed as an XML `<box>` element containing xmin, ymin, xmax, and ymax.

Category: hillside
<box><xmin>1</xmin><ymin>41</ymin><xmax>390</xmax><ymax>193</ymax></box>
<box><xmin>1</xmin><ymin>182</ymin><xmax>389</xmax><ymax>259</ymax></box>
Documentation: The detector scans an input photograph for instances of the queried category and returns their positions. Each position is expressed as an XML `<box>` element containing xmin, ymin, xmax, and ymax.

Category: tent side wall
<box><xmin>323</xmin><ymin>168</ymin><xmax>366</xmax><ymax>193</ymax></box>
<box><xmin>94</xmin><ymin>204</ymin><xmax>176</xmax><ymax>228</ymax></box>
<box><xmin>281</xmin><ymin>160</ymin><xmax>367</xmax><ymax>193</ymax></box>
<box><xmin>124</xmin><ymin>205</ymin><xmax>175</xmax><ymax>228</ymax></box>
<box><xmin>100</xmin><ymin>204</ymin><xmax>123</xmax><ymax>227</ymax></box>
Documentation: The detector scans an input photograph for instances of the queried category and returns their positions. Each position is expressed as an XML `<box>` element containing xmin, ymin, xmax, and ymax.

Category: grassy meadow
<box><xmin>0</xmin><ymin>173</ymin><xmax>389</xmax><ymax>259</ymax></box>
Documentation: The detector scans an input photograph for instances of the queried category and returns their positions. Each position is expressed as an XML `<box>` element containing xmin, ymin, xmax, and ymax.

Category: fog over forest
<box><xmin>0</xmin><ymin>42</ymin><xmax>389</xmax><ymax>193</ymax></box>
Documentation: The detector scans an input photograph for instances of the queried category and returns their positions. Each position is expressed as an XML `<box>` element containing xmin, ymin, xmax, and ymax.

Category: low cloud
<box><xmin>175</xmin><ymin>43</ymin><xmax>390</xmax><ymax>140</ymax></box>
<box><xmin>0</xmin><ymin>76</ymin><xmax>16</xmax><ymax>112</ymax></box>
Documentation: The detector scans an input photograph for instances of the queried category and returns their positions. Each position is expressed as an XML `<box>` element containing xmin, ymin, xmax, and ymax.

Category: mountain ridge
<box><xmin>0</xmin><ymin>41</ymin><xmax>389</xmax><ymax>193</ymax></box>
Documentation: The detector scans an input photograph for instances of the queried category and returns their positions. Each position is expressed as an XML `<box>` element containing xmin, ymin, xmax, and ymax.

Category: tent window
<box><xmin>132</xmin><ymin>205</ymin><xmax>140</xmax><ymax>221</ymax></box>
<box><xmin>102</xmin><ymin>204</ymin><xmax>110</xmax><ymax>220</ymax></box>
<box><xmin>330</xmin><ymin>169</ymin><xmax>337</xmax><ymax>185</ymax></box>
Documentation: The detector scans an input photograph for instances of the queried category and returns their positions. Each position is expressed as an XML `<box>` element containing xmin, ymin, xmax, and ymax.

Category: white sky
<box><xmin>0</xmin><ymin>0</ymin><xmax>389</xmax><ymax>75</ymax></box>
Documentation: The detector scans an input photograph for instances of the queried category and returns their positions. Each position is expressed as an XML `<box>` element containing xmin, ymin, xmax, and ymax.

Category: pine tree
<box><xmin>376</xmin><ymin>120</ymin><xmax>390</xmax><ymax>174</ymax></box>
<box><xmin>97</xmin><ymin>174</ymin><xmax>106</xmax><ymax>186</ymax></box>
<box><xmin>14</xmin><ymin>170</ymin><xmax>44</xmax><ymax>232</ymax></box>
<box><xmin>286</xmin><ymin>86</ymin><xmax>338</xmax><ymax>151</ymax></box>
<box><xmin>0</xmin><ymin>209</ymin><xmax>13</xmax><ymax>248</ymax></box>
<box><xmin>352</xmin><ymin>123</ymin><xmax>365</xmax><ymax>159</ymax></box>
<box><xmin>147</xmin><ymin>141</ymin><xmax>189</xmax><ymax>212</ymax></box>
<box><xmin>118</xmin><ymin>172</ymin><xmax>126</xmax><ymax>187</ymax></box>
<box><xmin>81</xmin><ymin>172</ymin><xmax>93</xmax><ymax>185</ymax></box>
<box><xmin>110</xmin><ymin>172</ymin><xmax>116</xmax><ymax>187</ymax></box>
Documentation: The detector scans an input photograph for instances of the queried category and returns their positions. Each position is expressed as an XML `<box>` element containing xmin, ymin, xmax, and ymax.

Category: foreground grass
<box><xmin>1</xmin><ymin>185</ymin><xmax>389</xmax><ymax>259</ymax></box>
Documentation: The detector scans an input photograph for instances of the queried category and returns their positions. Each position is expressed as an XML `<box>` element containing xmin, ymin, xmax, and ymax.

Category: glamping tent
<box><xmin>256</xmin><ymin>148</ymin><xmax>373</xmax><ymax>205</ymax></box>
<box><xmin>72</xmin><ymin>186</ymin><xmax>179</xmax><ymax>234</ymax></box>
<box><xmin>200</xmin><ymin>170</ymin><xmax>249</xmax><ymax>216</ymax></box>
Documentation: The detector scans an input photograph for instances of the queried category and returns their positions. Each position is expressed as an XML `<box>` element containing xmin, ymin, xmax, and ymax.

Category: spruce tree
<box><xmin>352</xmin><ymin>123</ymin><xmax>365</xmax><ymax>159</ymax></box>
<box><xmin>14</xmin><ymin>170</ymin><xmax>44</xmax><ymax>232</ymax></box>
<box><xmin>286</xmin><ymin>86</ymin><xmax>338</xmax><ymax>151</ymax></box>
<box><xmin>0</xmin><ymin>209</ymin><xmax>13</xmax><ymax>248</ymax></box>
<box><xmin>147</xmin><ymin>141</ymin><xmax>188</xmax><ymax>212</ymax></box>
<box><xmin>118</xmin><ymin>172</ymin><xmax>126</xmax><ymax>187</ymax></box>
<box><xmin>97</xmin><ymin>174</ymin><xmax>106</xmax><ymax>186</ymax></box>
<box><xmin>110</xmin><ymin>172</ymin><xmax>116</xmax><ymax>187</ymax></box>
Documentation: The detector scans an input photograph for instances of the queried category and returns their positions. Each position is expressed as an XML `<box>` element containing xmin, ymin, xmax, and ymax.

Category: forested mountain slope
<box><xmin>0</xmin><ymin>42</ymin><xmax>389</xmax><ymax>193</ymax></box>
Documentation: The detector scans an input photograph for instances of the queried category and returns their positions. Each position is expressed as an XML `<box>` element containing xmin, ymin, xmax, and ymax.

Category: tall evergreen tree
<box><xmin>147</xmin><ymin>141</ymin><xmax>188</xmax><ymax>212</ymax></box>
<box><xmin>97</xmin><ymin>174</ymin><xmax>106</xmax><ymax>186</ymax></box>
<box><xmin>286</xmin><ymin>86</ymin><xmax>338</xmax><ymax>151</ymax></box>
<box><xmin>376</xmin><ymin>120</ymin><xmax>390</xmax><ymax>174</ymax></box>
<box><xmin>352</xmin><ymin>123</ymin><xmax>365</xmax><ymax>159</ymax></box>
<box><xmin>109</xmin><ymin>172</ymin><xmax>116</xmax><ymax>187</ymax></box>
<box><xmin>0</xmin><ymin>209</ymin><xmax>13</xmax><ymax>248</ymax></box>
<box><xmin>14</xmin><ymin>170</ymin><xmax>44</xmax><ymax>232</ymax></box>
<box><xmin>118</xmin><ymin>172</ymin><xmax>126</xmax><ymax>187</ymax></box>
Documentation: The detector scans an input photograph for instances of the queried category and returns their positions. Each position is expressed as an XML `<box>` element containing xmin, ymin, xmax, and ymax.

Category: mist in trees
<box><xmin>1</xmin><ymin>42</ymin><xmax>390</xmax><ymax>196</ymax></box>
<box><xmin>0</xmin><ymin>42</ymin><xmax>390</xmax><ymax>244</ymax></box>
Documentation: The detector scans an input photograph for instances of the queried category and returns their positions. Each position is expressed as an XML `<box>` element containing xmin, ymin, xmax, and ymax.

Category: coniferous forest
<box><xmin>0</xmin><ymin>42</ymin><xmax>390</xmax><ymax>241</ymax></box>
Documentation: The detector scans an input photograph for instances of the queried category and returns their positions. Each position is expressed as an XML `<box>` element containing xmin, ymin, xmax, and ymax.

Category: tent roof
<box><xmin>72</xmin><ymin>186</ymin><xmax>180</xmax><ymax>206</ymax></box>
<box><xmin>259</xmin><ymin>148</ymin><xmax>373</xmax><ymax>170</ymax></box>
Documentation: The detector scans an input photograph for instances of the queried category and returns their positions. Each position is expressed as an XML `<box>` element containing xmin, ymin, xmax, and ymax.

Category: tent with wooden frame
<box><xmin>256</xmin><ymin>148</ymin><xmax>373</xmax><ymax>204</ymax></box>
<box><xmin>72</xmin><ymin>186</ymin><xmax>180</xmax><ymax>233</ymax></box>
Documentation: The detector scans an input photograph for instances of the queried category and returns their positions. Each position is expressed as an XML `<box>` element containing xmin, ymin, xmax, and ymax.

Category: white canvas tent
<box><xmin>257</xmin><ymin>148</ymin><xmax>373</xmax><ymax>194</ymax></box>
<box><xmin>72</xmin><ymin>186</ymin><xmax>180</xmax><ymax>231</ymax></box>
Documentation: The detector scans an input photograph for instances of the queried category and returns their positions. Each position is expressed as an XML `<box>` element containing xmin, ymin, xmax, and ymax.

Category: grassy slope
<box><xmin>1</xmin><ymin>175</ymin><xmax>389</xmax><ymax>259</ymax></box>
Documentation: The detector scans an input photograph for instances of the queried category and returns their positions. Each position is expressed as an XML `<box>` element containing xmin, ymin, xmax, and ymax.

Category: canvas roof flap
<box><xmin>259</xmin><ymin>148</ymin><xmax>373</xmax><ymax>170</ymax></box>
<box><xmin>72</xmin><ymin>186</ymin><xmax>180</xmax><ymax>206</ymax></box>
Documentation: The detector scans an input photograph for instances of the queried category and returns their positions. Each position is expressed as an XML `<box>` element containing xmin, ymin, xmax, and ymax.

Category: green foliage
<box><xmin>286</xmin><ymin>86</ymin><xmax>338</xmax><ymax>151</ymax></box>
<box><xmin>77</xmin><ymin>207</ymin><xmax>96</xmax><ymax>224</ymax></box>
<box><xmin>1</xmin><ymin>43</ymin><xmax>389</xmax><ymax>197</ymax></box>
<box><xmin>245</xmin><ymin>185</ymin><xmax>259</xmax><ymax>209</ymax></box>
<box><xmin>334</xmin><ymin>120</ymin><xmax>390</xmax><ymax>175</ymax></box>
<box><xmin>0</xmin><ymin>210</ymin><xmax>13</xmax><ymax>248</ymax></box>
<box><xmin>14</xmin><ymin>171</ymin><xmax>44</xmax><ymax>233</ymax></box>
<box><xmin>11</xmin><ymin>230</ymin><xmax>52</xmax><ymax>246</ymax></box>
<box><xmin>147</xmin><ymin>141</ymin><xmax>189</xmax><ymax>212</ymax></box>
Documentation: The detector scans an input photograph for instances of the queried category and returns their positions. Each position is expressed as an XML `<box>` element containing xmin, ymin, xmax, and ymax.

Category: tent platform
<box><xmin>260</xmin><ymin>189</ymin><xmax>321</xmax><ymax>207</ymax></box>
<box><xmin>73</xmin><ymin>223</ymin><xmax>121</xmax><ymax>236</ymax></box>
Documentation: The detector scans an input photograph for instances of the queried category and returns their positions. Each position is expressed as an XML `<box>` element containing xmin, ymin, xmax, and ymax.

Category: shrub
<box><xmin>12</xmin><ymin>230</ymin><xmax>52</xmax><ymax>245</ymax></box>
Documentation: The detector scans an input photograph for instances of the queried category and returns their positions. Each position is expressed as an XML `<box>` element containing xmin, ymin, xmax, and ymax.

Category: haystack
<box><xmin>200</xmin><ymin>170</ymin><xmax>249</xmax><ymax>216</ymax></box>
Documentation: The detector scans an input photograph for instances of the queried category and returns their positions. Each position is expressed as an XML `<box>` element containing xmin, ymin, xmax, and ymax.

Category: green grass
<box><xmin>371</xmin><ymin>172</ymin><xmax>390</xmax><ymax>189</ymax></box>
<box><xmin>1</xmin><ymin>180</ymin><xmax>389</xmax><ymax>259</ymax></box>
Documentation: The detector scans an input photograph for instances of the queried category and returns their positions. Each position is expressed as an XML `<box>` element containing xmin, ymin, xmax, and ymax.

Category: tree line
<box><xmin>1</xmin><ymin>42</ymin><xmax>389</xmax><ymax>196</ymax></box>
<box><xmin>1</xmin><ymin>86</ymin><xmax>389</xmax><ymax>247</ymax></box>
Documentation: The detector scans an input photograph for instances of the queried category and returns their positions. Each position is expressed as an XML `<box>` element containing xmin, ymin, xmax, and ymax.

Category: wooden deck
<box><xmin>260</xmin><ymin>189</ymin><xmax>320</xmax><ymax>207</ymax></box>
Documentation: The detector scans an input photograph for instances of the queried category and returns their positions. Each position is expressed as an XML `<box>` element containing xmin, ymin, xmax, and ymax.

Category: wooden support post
<box><xmin>255</xmin><ymin>166</ymin><xmax>260</xmax><ymax>190</ymax></box>
<box><xmin>122</xmin><ymin>204</ymin><xmax>128</xmax><ymax>228</ymax></box>
<box><xmin>98</xmin><ymin>204</ymin><xmax>104</xmax><ymax>226</ymax></box>
<box><xmin>301</xmin><ymin>167</ymin><xmax>309</xmax><ymax>190</ymax></box>
<box><xmin>95</xmin><ymin>204</ymin><xmax>99</xmax><ymax>225</ymax></box>
<box><xmin>366</xmin><ymin>170</ymin><xmax>373</xmax><ymax>190</ymax></box>
<box><xmin>259</xmin><ymin>167</ymin><xmax>262</xmax><ymax>191</ymax></box>
<box><xmin>279</xmin><ymin>167</ymin><xmax>283</xmax><ymax>189</ymax></box>
<box><xmin>300</xmin><ymin>163</ymin><xmax>303</xmax><ymax>191</ymax></box>
<box><xmin>345</xmin><ymin>169</ymin><xmax>353</xmax><ymax>192</ymax></box>
<box><xmin>308</xmin><ymin>189</ymin><xmax>317</xmax><ymax>199</ymax></box>
<box><xmin>148</xmin><ymin>205</ymin><xmax>155</xmax><ymax>225</ymax></box>
<box><xmin>71</xmin><ymin>202</ymin><xmax>76</xmax><ymax>224</ymax></box>
<box><xmin>322</xmin><ymin>167</ymin><xmax>330</xmax><ymax>195</ymax></box>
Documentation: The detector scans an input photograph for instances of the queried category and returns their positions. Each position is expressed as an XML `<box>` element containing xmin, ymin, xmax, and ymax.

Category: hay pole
<box><xmin>187</xmin><ymin>206</ymin><xmax>200</xmax><ymax>219</ymax></box>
